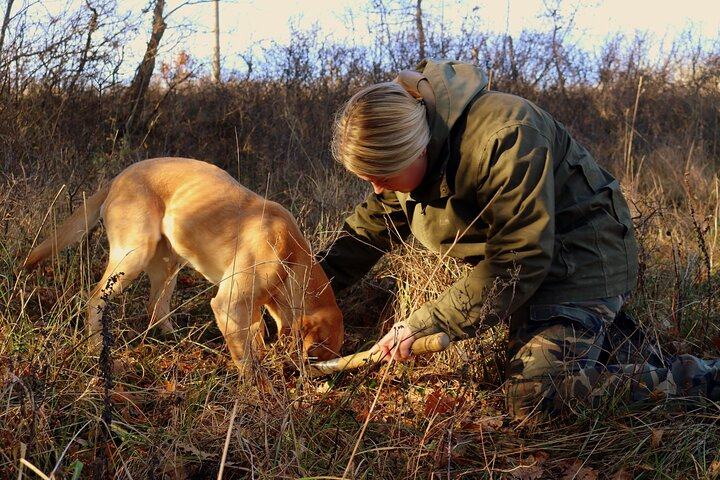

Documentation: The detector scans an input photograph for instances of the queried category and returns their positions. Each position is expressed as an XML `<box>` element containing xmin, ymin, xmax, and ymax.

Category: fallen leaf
<box><xmin>159</xmin><ymin>451</ymin><xmax>186</xmax><ymax>480</ymax></box>
<box><xmin>111</xmin><ymin>385</ymin><xmax>140</xmax><ymax>404</ymax></box>
<box><xmin>509</xmin><ymin>452</ymin><xmax>549</xmax><ymax>480</ymax></box>
<box><xmin>709</xmin><ymin>458</ymin><xmax>720</xmax><ymax>476</ymax></box>
<box><xmin>315</xmin><ymin>381</ymin><xmax>332</xmax><ymax>394</ymax></box>
<box><xmin>461</xmin><ymin>415</ymin><xmax>504</xmax><ymax>433</ymax></box>
<box><xmin>510</xmin><ymin>463</ymin><xmax>544</xmax><ymax>480</ymax></box>
<box><xmin>650</xmin><ymin>428</ymin><xmax>664</xmax><ymax>448</ymax></box>
<box><xmin>560</xmin><ymin>459</ymin><xmax>599</xmax><ymax>480</ymax></box>
<box><xmin>610</xmin><ymin>468</ymin><xmax>635</xmax><ymax>479</ymax></box>
<box><xmin>533</xmin><ymin>451</ymin><xmax>550</xmax><ymax>465</ymax></box>
<box><xmin>424</xmin><ymin>391</ymin><xmax>463</xmax><ymax>416</ymax></box>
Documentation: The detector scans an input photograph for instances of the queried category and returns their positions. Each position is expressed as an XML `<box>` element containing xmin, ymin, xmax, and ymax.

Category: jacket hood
<box><xmin>417</xmin><ymin>59</ymin><xmax>489</xmax><ymax>173</ymax></box>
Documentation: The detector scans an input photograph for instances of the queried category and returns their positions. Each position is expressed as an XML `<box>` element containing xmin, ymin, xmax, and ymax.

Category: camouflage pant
<box><xmin>505</xmin><ymin>296</ymin><xmax>720</xmax><ymax>420</ymax></box>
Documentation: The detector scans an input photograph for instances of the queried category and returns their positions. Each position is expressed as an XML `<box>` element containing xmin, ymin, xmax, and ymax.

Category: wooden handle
<box><xmin>306</xmin><ymin>332</ymin><xmax>450</xmax><ymax>378</ymax></box>
<box><xmin>411</xmin><ymin>331</ymin><xmax>450</xmax><ymax>355</ymax></box>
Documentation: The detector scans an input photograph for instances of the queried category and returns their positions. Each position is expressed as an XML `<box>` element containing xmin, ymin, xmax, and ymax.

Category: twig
<box><xmin>218</xmin><ymin>399</ymin><xmax>239</xmax><ymax>480</ymax></box>
<box><xmin>50</xmin><ymin>420</ymin><xmax>92</xmax><ymax>478</ymax></box>
<box><xmin>19</xmin><ymin>459</ymin><xmax>50</xmax><ymax>480</ymax></box>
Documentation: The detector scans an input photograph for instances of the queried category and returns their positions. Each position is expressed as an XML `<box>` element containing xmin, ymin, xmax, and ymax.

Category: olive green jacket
<box><xmin>321</xmin><ymin>59</ymin><xmax>638</xmax><ymax>340</ymax></box>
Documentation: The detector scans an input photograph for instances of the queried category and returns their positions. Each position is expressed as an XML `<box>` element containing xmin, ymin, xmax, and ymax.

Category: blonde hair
<box><xmin>331</xmin><ymin>82</ymin><xmax>430</xmax><ymax>177</ymax></box>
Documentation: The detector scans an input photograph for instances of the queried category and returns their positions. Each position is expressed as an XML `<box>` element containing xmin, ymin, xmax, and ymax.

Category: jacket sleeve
<box><xmin>405</xmin><ymin>124</ymin><xmax>556</xmax><ymax>339</ymax></box>
<box><xmin>319</xmin><ymin>189</ymin><xmax>412</xmax><ymax>294</ymax></box>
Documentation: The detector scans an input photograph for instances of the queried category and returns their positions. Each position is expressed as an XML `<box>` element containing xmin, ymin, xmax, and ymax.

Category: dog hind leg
<box><xmin>87</xmin><ymin>242</ymin><xmax>159</xmax><ymax>352</ymax></box>
<box><xmin>86</xmin><ymin>208</ymin><xmax>162</xmax><ymax>353</ymax></box>
<box><xmin>145</xmin><ymin>236</ymin><xmax>179</xmax><ymax>335</ymax></box>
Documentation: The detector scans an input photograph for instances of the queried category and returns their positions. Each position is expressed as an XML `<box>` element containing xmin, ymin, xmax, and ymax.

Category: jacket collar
<box><xmin>407</xmin><ymin>59</ymin><xmax>488</xmax><ymax>203</ymax></box>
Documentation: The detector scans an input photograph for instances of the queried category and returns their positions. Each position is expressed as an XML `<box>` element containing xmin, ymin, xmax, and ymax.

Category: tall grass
<box><xmin>2</xmin><ymin>149</ymin><xmax>719</xmax><ymax>478</ymax></box>
<box><xmin>2</xmin><ymin>19</ymin><xmax>720</xmax><ymax>480</ymax></box>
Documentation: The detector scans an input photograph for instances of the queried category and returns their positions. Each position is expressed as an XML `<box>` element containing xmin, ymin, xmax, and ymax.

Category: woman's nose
<box><xmin>371</xmin><ymin>182</ymin><xmax>384</xmax><ymax>194</ymax></box>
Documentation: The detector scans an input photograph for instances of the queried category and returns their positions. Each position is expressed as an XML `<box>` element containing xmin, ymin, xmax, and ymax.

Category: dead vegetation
<box><xmin>1</xmin><ymin>1</ymin><xmax>720</xmax><ymax>478</ymax></box>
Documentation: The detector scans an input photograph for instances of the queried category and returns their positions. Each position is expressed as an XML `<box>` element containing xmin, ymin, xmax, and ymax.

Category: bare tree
<box><xmin>0</xmin><ymin>0</ymin><xmax>13</xmax><ymax>57</ymax></box>
<box><xmin>124</xmin><ymin>0</ymin><xmax>166</xmax><ymax>138</ymax></box>
<box><xmin>67</xmin><ymin>1</ymin><xmax>99</xmax><ymax>92</ymax></box>
<box><xmin>415</xmin><ymin>0</ymin><xmax>425</xmax><ymax>61</ymax></box>
<box><xmin>540</xmin><ymin>0</ymin><xmax>581</xmax><ymax>92</ymax></box>
<box><xmin>212</xmin><ymin>0</ymin><xmax>220</xmax><ymax>83</ymax></box>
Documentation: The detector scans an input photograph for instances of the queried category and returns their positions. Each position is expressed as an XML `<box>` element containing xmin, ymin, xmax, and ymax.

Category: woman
<box><xmin>320</xmin><ymin>59</ymin><xmax>719</xmax><ymax>419</ymax></box>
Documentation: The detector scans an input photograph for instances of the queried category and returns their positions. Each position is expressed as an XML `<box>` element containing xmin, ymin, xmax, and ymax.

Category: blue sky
<box><xmin>37</xmin><ymin>0</ymin><xmax>720</xmax><ymax>78</ymax></box>
<box><xmin>172</xmin><ymin>0</ymin><xmax>718</xmax><ymax>45</ymax></box>
<box><xmin>168</xmin><ymin>0</ymin><xmax>719</xmax><ymax>71</ymax></box>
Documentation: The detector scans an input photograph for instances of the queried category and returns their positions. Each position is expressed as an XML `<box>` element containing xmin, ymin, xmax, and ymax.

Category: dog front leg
<box><xmin>210</xmin><ymin>282</ymin><xmax>263</xmax><ymax>374</ymax></box>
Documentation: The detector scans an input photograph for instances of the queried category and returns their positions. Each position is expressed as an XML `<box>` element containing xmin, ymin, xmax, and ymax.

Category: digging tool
<box><xmin>307</xmin><ymin>332</ymin><xmax>450</xmax><ymax>378</ymax></box>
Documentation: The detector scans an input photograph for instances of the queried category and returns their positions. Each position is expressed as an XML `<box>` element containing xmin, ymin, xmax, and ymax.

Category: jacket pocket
<box><xmin>521</xmin><ymin>304</ymin><xmax>607</xmax><ymax>364</ymax></box>
<box><xmin>564</xmin><ymin>144</ymin><xmax>607</xmax><ymax>192</ymax></box>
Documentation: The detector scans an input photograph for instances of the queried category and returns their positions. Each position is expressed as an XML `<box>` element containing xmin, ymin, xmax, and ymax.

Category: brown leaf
<box><xmin>560</xmin><ymin>459</ymin><xmax>599</xmax><ymax>480</ymax></box>
<box><xmin>111</xmin><ymin>385</ymin><xmax>140</xmax><ymax>404</ymax></box>
<box><xmin>159</xmin><ymin>451</ymin><xmax>186</xmax><ymax>480</ymax></box>
<box><xmin>509</xmin><ymin>453</ymin><xmax>549</xmax><ymax>480</ymax></box>
<box><xmin>610</xmin><ymin>468</ymin><xmax>635</xmax><ymax>480</ymax></box>
<box><xmin>533</xmin><ymin>451</ymin><xmax>550</xmax><ymax>465</ymax></box>
<box><xmin>424</xmin><ymin>391</ymin><xmax>463</xmax><ymax>416</ymax></box>
<box><xmin>510</xmin><ymin>463</ymin><xmax>544</xmax><ymax>480</ymax></box>
<box><xmin>709</xmin><ymin>459</ymin><xmax>720</xmax><ymax>476</ymax></box>
<box><xmin>650</xmin><ymin>428</ymin><xmax>664</xmax><ymax>448</ymax></box>
<box><xmin>460</xmin><ymin>415</ymin><xmax>504</xmax><ymax>433</ymax></box>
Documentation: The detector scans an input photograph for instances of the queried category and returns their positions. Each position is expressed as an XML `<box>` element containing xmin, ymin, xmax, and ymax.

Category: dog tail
<box><xmin>23</xmin><ymin>185</ymin><xmax>111</xmax><ymax>269</ymax></box>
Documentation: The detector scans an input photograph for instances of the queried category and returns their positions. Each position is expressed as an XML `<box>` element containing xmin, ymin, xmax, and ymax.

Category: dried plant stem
<box><xmin>684</xmin><ymin>169</ymin><xmax>712</xmax><ymax>333</ymax></box>
<box><xmin>624</xmin><ymin>75</ymin><xmax>643</xmax><ymax>182</ymax></box>
<box><xmin>217</xmin><ymin>399</ymin><xmax>239</xmax><ymax>480</ymax></box>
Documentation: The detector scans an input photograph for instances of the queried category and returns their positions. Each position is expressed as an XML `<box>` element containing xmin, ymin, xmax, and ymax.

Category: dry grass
<box><xmin>2</xmin><ymin>9</ymin><xmax>719</xmax><ymax>476</ymax></box>
<box><xmin>2</xmin><ymin>144</ymin><xmax>720</xmax><ymax>479</ymax></box>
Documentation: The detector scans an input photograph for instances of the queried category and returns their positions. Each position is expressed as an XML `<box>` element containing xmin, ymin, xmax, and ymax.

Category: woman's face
<box><xmin>358</xmin><ymin>150</ymin><xmax>428</xmax><ymax>195</ymax></box>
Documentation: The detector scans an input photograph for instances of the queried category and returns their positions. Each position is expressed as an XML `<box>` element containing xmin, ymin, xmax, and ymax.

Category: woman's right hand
<box><xmin>368</xmin><ymin>320</ymin><xmax>417</xmax><ymax>363</ymax></box>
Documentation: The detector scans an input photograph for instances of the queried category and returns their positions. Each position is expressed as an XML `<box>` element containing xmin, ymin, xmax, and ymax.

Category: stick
<box><xmin>307</xmin><ymin>332</ymin><xmax>450</xmax><ymax>377</ymax></box>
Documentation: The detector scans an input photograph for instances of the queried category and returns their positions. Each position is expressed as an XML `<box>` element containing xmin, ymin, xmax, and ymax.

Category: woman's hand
<box><xmin>369</xmin><ymin>320</ymin><xmax>416</xmax><ymax>362</ymax></box>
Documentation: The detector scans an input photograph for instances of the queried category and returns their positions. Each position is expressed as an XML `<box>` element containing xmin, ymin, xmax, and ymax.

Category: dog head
<box><xmin>299</xmin><ymin>306</ymin><xmax>344</xmax><ymax>361</ymax></box>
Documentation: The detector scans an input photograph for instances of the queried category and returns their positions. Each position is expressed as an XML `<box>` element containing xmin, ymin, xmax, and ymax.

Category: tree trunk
<box><xmin>124</xmin><ymin>0</ymin><xmax>166</xmax><ymax>139</ymax></box>
<box><xmin>415</xmin><ymin>0</ymin><xmax>425</xmax><ymax>61</ymax></box>
<box><xmin>212</xmin><ymin>0</ymin><xmax>220</xmax><ymax>83</ymax></box>
<box><xmin>0</xmin><ymin>0</ymin><xmax>15</xmax><ymax>58</ymax></box>
<box><xmin>68</xmin><ymin>2</ymin><xmax>99</xmax><ymax>92</ymax></box>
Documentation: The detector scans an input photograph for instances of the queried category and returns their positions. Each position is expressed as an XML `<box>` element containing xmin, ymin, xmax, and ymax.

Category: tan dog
<box><xmin>24</xmin><ymin>157</ymin><xmax>344</xmax><ymax>369</ymax></box>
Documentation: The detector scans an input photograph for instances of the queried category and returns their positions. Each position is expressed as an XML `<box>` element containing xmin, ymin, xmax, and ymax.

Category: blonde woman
<box><xmin>321</xmin><ymin>59</ymin><xmax>719</xmax><ymax>419</ymax></box>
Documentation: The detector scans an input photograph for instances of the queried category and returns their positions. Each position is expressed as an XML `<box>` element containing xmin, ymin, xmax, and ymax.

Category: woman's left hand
<box><xmin>368</xmin><ymin>320</ymin><xmax>416</xmax><ymax>362</ymax></box>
